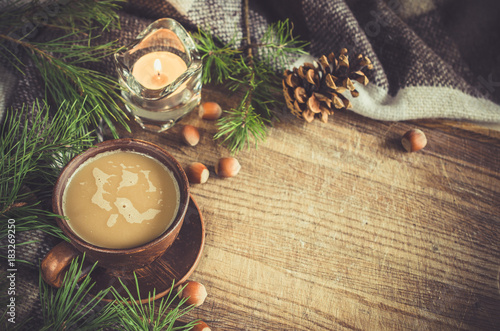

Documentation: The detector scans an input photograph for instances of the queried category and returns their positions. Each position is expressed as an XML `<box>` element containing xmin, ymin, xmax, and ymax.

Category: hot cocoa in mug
<box><xmin>42</xmin><ymin>139</ymin><xmax>190</xmax><ymax>288</ymax></box>
<box><xmin>63</xmin><ymin>149</ymin><xmax>180</xmax><ymax>249</ymax></box>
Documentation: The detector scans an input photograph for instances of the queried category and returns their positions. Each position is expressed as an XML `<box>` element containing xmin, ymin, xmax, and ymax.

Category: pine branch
<box><xmin>37</xmin><ymin>256</ymin><xmax>200</xmax><ymax>330</ymax></box>
<box><xmin>52</xmin><ymin>0</ymin><xmax>124</xmax><ymax>32</ymax></box>
<box><xmin>39</xmin><ymin>255</ymin><xmax>119</xmax><ymax>330</ymax></box>
<box><xmin>214</xmin><ymin>57</ymin><xmax>281</xmax><ymax>153</ymax></box>
<box><xmin>111</xmin><ymin>276</ymin><xmax>199</xmax><ymax>331</ymax></box>
<box><xmin>193</xmin><ymin>28</ymin><xmax>240</xmax><ymax>84</ymax></box>
<box><xmin>0</xmin><ymin>100</ymin><xmax>95</xmax><ymax>242</ymax></box>
<box><xmin>0</xmin><ymin>0</ymin><xmax>123</xmax><ymax>35</ymax></box>
<box><xmin>0</xmin><ymin>0</ymin><xmax>129</xmax><ymax>138</ymax></box>
<box><xmin>215</xmin><ymin>98</ymin><xmax>268</xmax><ymax>152</ymax></box>
<box><xmin>192</xmin><ymin>4</ymin><xmax>308</xmax><ymax>153</ymax></box>
<box><xmin>260</xmin><ymin>20</ymin><xmax>310</xmax><ymax>68</ymax></box>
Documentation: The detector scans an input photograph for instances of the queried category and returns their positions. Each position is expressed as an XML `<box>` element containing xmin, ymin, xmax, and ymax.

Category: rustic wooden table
<box><xmin>115</xmin><ymin>85</ymin><xmax>500</xmax><ymax>330</ymax></box>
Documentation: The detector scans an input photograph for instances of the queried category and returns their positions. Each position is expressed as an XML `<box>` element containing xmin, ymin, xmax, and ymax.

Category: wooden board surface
<box><xmin>114</xmin><ymin>85</ymin><xmax>500</xmax><ymax>330</ymax></box>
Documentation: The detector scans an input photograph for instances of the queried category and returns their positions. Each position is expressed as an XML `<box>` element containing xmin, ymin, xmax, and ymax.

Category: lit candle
<box><xmin>115</xmin><ymin>18</ymin><xmax>203</xmax><ymax>132</ymax></box>
<box><xmin>132</xmin><ymin>51</ymin><xmax>188</xmax><ymax>89</ymax></box>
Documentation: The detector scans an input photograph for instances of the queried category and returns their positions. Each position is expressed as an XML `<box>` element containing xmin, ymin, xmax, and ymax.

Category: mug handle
<box><xmin>41</xmin><ymin>241</ymin><xmax>92</xmax><ymax>288</ymax></box>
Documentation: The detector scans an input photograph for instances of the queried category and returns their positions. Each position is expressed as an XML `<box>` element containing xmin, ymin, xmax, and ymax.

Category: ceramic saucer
<box><xmin>88</xmin><ymin>194</ymin><xmax>205</xmax><ymax>302</ymax></box>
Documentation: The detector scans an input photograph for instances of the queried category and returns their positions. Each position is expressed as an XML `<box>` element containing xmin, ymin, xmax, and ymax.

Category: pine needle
<box><xmin>215</xmin><ymin>103</ymin><xmax>269</xmax><ymax>153</ymax></box>
<box><xmin>193</xmin><ymin>18</ymin><xmax>308</xmax><ymax>153</ymax></box>
<box><xmin>260</xmin><ymin>19</ymin><xmax>309</xmax><ymax>68</ymax></box>
<box><xmin>192</xmin><ymin>27</ymin><xmax>241</xmax><ymax>84</ymax></box>
<box><xmin>0</xmin><ymin>0</ymin><xmax>129</xmax><ymax>137</ymax></box>
<box><xmin>37</xmin><ymin>254</ymin><xmax>200</xmax><ymax>330</ymax></box>
<box><xmin>111</xmin><ymin>276</ymin><xmax>199</xmax><ymax>331</ymax></box>
<box><xmin>39</xmin><ymin>255</ymin><xmax>119</xmax><ymax>330</ymax></box>
<box><xmin>0</xmin><ymin>100</ymin><xmax>95</xmax><ymax>241</ymax></box>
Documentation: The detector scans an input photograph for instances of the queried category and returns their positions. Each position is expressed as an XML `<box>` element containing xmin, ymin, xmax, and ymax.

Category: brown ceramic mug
<box><xmin>41</xmin><ymin>139</ymin><xmax>190</xmax><ymax>288</ymax></box>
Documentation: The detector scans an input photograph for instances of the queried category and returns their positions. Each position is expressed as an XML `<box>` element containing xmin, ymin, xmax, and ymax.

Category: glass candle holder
<box><xmin>115</xmin><ymin>18</ymin><xmax>202</xmax><ymax>132</ymax></box>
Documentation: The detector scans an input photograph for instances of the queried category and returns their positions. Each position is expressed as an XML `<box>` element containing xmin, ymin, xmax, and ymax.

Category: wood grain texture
<box><xmin>112</xmin><ymin>85</ymin><xmax>500</xmax><ymax>330</ymax></box>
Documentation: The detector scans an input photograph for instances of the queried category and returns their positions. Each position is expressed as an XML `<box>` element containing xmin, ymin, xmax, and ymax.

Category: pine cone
<box><xmin>283</xmin><ymin>48</ymin><xmax>373</xmax><ymax>123</ymax></box>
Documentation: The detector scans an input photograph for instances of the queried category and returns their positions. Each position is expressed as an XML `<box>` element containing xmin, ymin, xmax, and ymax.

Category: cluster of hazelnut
<box><xmin>177</xmin><ymin>281</ymin><xmax>211</xmax><ymax>330</ymax></box>
<box><xmin>181</xmin><ymin>102</ymin><xmax>241</xmax><ymax>184</ymax></box>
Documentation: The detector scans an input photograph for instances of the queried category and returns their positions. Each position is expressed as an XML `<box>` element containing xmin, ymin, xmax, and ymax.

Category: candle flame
<box><xmin>154</xmin><ymin>59</ymin><xmax>162</xmax><ymax>75</ymax></box>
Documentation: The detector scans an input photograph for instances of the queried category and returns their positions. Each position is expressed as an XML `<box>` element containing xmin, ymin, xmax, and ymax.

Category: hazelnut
<box><xmin>191</xmin><ymin>321</ymin><xmax>211</xmax><ymax>331</ymax></box>
<box><xmin>181</xmin><ymin>125</ymin><xmax>200</xmax><ymax>146</ymax></box>
<box><xmin>185</xmin><ymin>162</ymin><xmax>209</xmax><ymax>184</ymax></box>
<box><xmin>215</xmin><ymin>157</ymin><xmax>241</xmax><ymax>178</ymax></box>
<box><xmin>177</xmin><ymin>281</ymin><xmax>207</xmax><ymax>306</ymax></box>
<box><xmin>401</xmin><ymin>129</ymin><xmax>427</xmax><ymax>152</ymax></box>
<box><xmin>199</xmin><ymin>102</ymin><xmax>222</xmax><ymax>120</ymax></box>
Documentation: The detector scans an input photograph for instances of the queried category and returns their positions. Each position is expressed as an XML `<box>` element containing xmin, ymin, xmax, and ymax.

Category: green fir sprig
<box><xmin>39</xmin><ymin>255</ymin><xmax>119</xmax><ymax>331</ymax></box>
<box><xmin>111</xmin><ymin>276</ymin><xmax>198</xmax><ymax>331</ymax></box>
<box><xmin>0</xmin><ymin>100</ymin><xmax>95</xmax><ymax>242</ymax></box>
<box><xmin>195</xmin><ymin>27</ymin><xmax>240</xmax><ymax>84</ymax></box>
<box><xmin>0</xmin><ymin>0</ymin><xmax>129</xmax><ymax>137</ymax></box>
<box><xmin>193</xmin><ymin>2</ymin><xmax>308</xmax><ymax>153</ymax></box>
<box><xmin>36</xmin><ymin>256</ymin><xmax>198</xmax><ymax>330</ymax></box>
<box><xmin>0</xmin><ymin>0</ymin><xmax>122</xmax><ymax>35</ymax></box>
